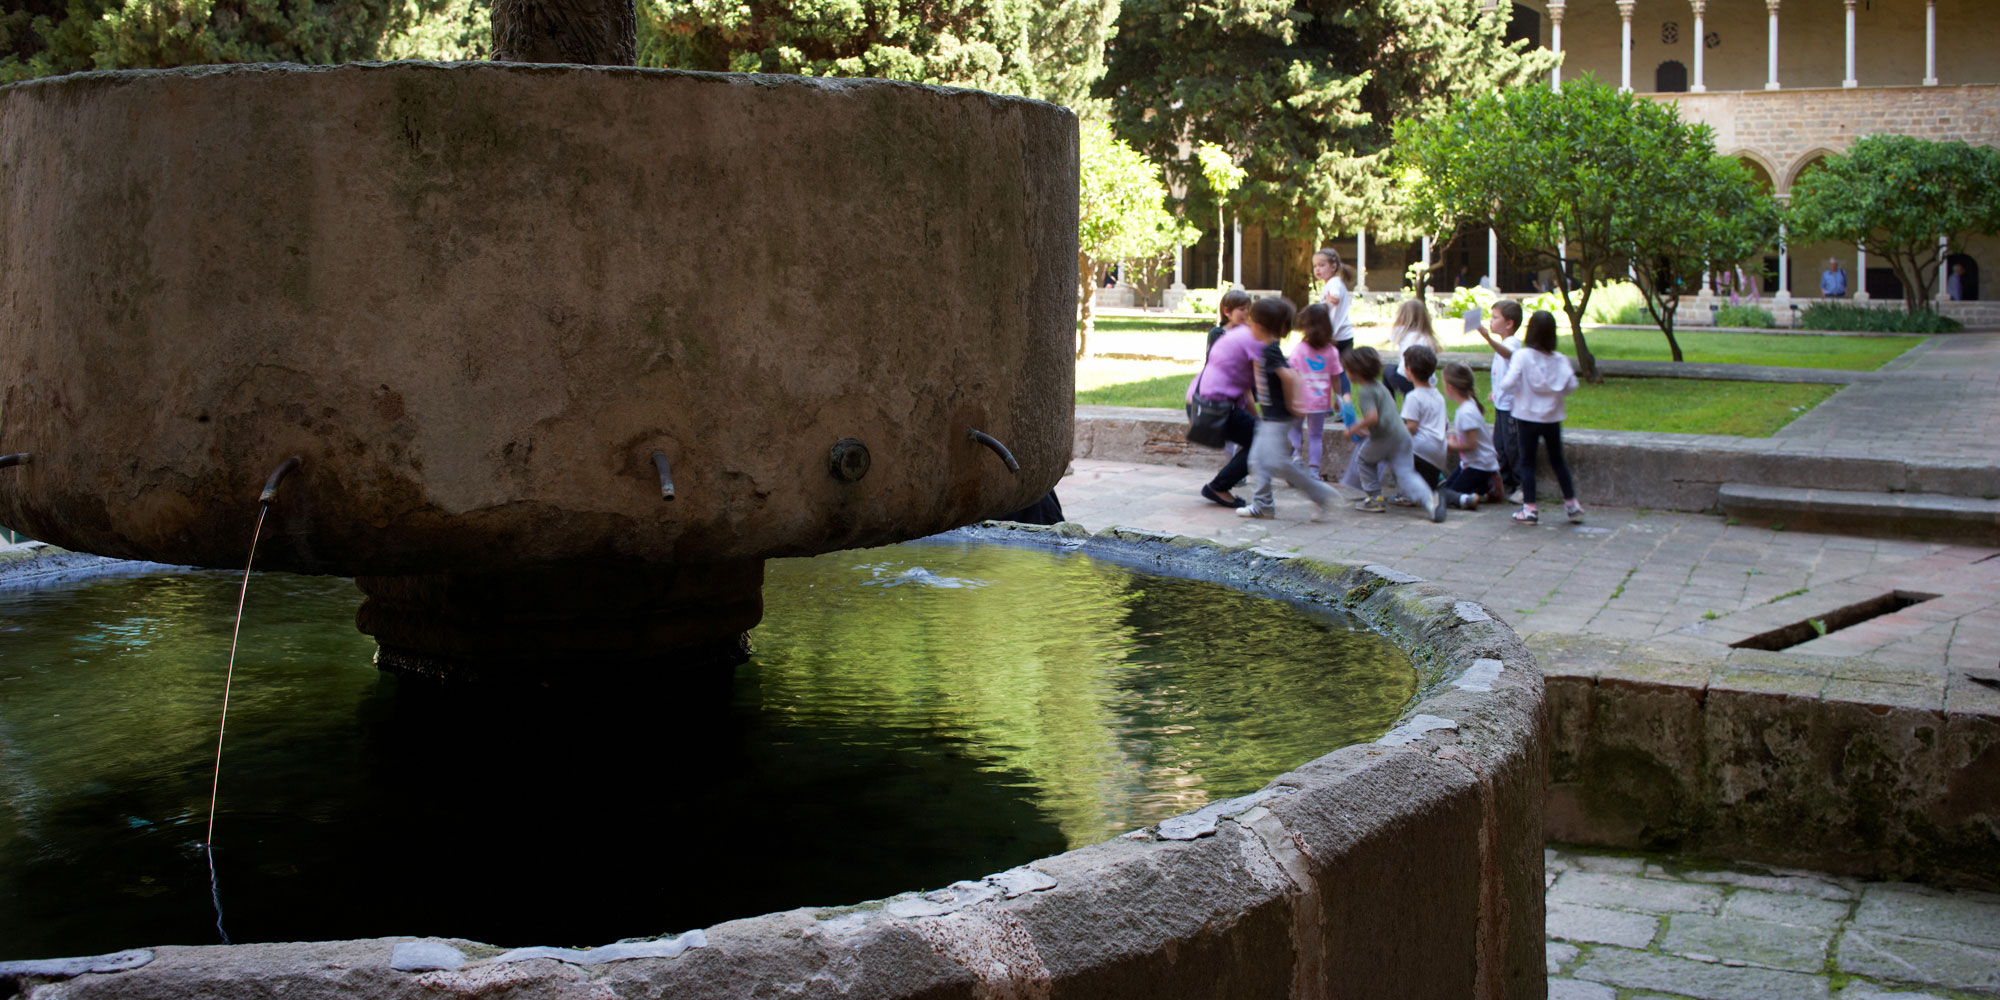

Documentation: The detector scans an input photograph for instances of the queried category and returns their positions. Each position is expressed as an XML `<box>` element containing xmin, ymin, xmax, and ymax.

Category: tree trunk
<box><xmin>1660</xmin><ymin>302</ymin><xmax>1683</xmax><ymax>362</ymax></box>
<box><xmin>491</xmin><ymin>0</ymin><xmax>637</xmax><ymax>65</ymax></box>
<box><xmin>1076</xmin><ymin>251</ymin><xmax>1097</xmax><ymax>361</ymax></box>
<box><xmin>1889</xmin><ymin>250</ymin><xmax>1937</xmax><ymax>314</ymax></box>
<box><xmin>1554</xmin><ymin>269</ymin><xmax>1601</xmax><ymax>383</ymax></box>
<box><xmin>1285</xmin><ymin>237</ymin><xmax>1317</xmax><ymax>306</ymax></box>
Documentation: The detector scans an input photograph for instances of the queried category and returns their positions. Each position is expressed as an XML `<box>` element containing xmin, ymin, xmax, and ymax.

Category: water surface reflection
<box><xmin>0</xmin><ymin>540</ymin><xmax>1412</xmax><ymax>959</ymax></box>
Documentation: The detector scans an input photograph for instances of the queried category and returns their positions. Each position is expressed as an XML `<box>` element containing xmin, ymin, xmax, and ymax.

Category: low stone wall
<box><xmin>1074</xmin><ymin>407</ymin><xmax>1990</xmax><ymax>513</ymax></box>
<box><xmin>9</xmin><ymin>528</ymin><xmax>1547</xmax><ymax>999</ymax></box>
<box><xmin>1535</xmin><ymin>634</ymin><xmax>2000</xmax><ymax>893</ymax></box>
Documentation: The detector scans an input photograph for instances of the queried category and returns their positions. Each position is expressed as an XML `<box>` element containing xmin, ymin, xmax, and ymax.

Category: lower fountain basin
<box><xmin>0</xmin><ymin>526</ymin><xmax>1547</xmax><ymax>998</ymax></box>
<box><xmin>0</xmin><ymin>63</ymin><xmax>1076</xmax><ymax>576</ymax></box>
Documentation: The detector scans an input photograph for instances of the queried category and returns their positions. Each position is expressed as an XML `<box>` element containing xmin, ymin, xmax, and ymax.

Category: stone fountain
<box><xmin>0</xmin><ymin>50</ymin><xmax>1075</xmax><ymax>680</ymax></box>
<box><xmin>0</xmin><ymin>11</ymin><xmax>1550</xmax><ymax>998</ymax></box>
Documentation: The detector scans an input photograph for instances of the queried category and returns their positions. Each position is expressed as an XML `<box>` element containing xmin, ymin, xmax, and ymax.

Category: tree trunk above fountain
<box><xmin>0</xmin><ymin>62</ymin><xmax>1075</xmax><ymax>578</ymax></box>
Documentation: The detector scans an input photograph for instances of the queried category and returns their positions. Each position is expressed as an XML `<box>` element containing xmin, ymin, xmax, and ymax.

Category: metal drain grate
<box><xmin>1729</xmin><ymin>590</ymin><xmax>1941</xmax><ymax>651</ymax></box>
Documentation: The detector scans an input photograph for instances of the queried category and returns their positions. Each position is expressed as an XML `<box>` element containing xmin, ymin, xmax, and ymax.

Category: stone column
<box><xmin>1774</xmin><ymin>219</ymin><xmax>1791</xmax><ymax>306</ymax></box>
<box><xmin>1232</xmin><ymin>217</ymin><xmax>1243</xmax><ymax>287</ymax></box>
<box><xmin>1924</xmin><ymin>0</ymin><xmax>1939</xmax><ymax>85</ymax></box>
<box><xmin>1164</xmin><ymin>244</ymin><xmax>1187</xmax><ymax>311</ymax></box>
<box><xmin>1765</xmin><ymin>0</ymin><xmax>1782</xmax><ymax>91</ymax></box>
<box><xmin>1549</xmin><ymin>0</ymin><xmax>1566</xmax><ymax>90</ymax></box>
<box><xmin>1843</xmin><ymin>0</ymin><xmax>1858</xmax><ymax>87</ymax></box>
<box><xmin>1690</xmin><ymin>0</ymin><xmax>1708</xmax><ymax>92</ymax></box>
<box><xmin>1618</xmin><ymin>0</ymin><xmax>1635</xmax><ymax>92</ymax></box>
<box><xmin>1855</xmin><ymin>245</ymin><xmax>1870</xmax><ymax>302</ymax></box>
<box><xmin>1355</xmin><ymin>229</ymin><xmax>1369</xmax><ymax>294</ymax></box>
<box><xmin>1937</xmin><ymin>235</ymin><xmax>1950</xmax><ymax>303</ymax></box>
<box><xmin>1488</xmin><ymin>228</ymin><xmax>1499</xmax><ymax>288</ymax></box>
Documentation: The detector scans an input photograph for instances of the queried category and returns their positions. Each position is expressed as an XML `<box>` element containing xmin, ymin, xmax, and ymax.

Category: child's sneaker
<box><xmin>1308</xmin><ymin>466</ymin><xmax>1321</xmax><ymax>480</ymax></box>
<box><xmin>1354</xmin><ymin>494</ymin><xmax>1386</xmax><ymax>513</ymax></box>
<box><xmin>1237</xmin><ymin>502</ymin><xmax>1276</xmax><ymax>519</ymax></box>
<box><xmin>1506</xmin><ymin>489</ymin><xmax>1523</xmax><ymax>505</ymax></box>
<box><xmin>1511</xmin><ymin>505</ymin><xmax>1538</xmax><ymax>525</ymax></box>
<box><xmin>1308</xmin><ymin>503</ymin><xmax>1331</xmax><ymax>523</ymax></box>
<box><xmin>1387</xmin><ymin>494</ymin><xmax>1418</xmax><ymax>507</ymax></box>
<box><xmin>1565</xmin><ymin>501</ymin><xmax>1586</xmax><ymax>523</ymax></box>
<box><xmin>1456</xmin><ymin>493</ymin><xmax>1481</xmax><ymax>511</ymax></box>
<box><xmin>1428</xmin><ymin>492</ymin><xmax>1447</xmax><ymax>524</ymax></box>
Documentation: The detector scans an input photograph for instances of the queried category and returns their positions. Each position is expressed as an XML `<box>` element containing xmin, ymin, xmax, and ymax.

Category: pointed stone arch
<box><xmin>1782</xmin><ymin>148</ymin><xmax>1842</xmax><ymax>196</ymax></box>
<box><xmin>1723</xmin><ymin>150</ymin><xmax>1778</xmax><ymax>194</ymax></box>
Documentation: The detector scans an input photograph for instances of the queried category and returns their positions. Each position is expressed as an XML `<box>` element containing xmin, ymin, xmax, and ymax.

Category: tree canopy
<box><xmin>1620</xmin><ymin>148</ymin><xmax>1779</xmax><ymax>362</ymax></box>
<box><xmin>1098</xmin><ymin>0</ymin><xmax>1552</xmax><ymax>302</ymax></box>
<box><xmin>1394</xmin><ymin>79</ymin><xmax>1775</xmax><ymax>379</ymax></box>
<box><xmin>638</xmin><ymin>0</ymin><xmax>1120</xmax><ymax>113</ymax></box>
<box><xmin>1076</xmin><ymin>122</ymin><xmax>1198</xmax><ymax>357</ymax></box>
<box><xmin>1786</xmin><ymin>135</ymin><xmax>2000</xmax><ymax>312</ymax></box>
<box><xmin>0</xmin><ymin>0</ymin><xmax>490</xmax><ymax>80</ymax></box>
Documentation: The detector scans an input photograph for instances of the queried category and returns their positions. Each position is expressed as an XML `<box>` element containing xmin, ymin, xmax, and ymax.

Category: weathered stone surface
<box><xmin>1850</xmin><ymin>882</ymin><xmax>2000</xmax><ymax>948</ymax></box>
<box><xmin>1572</xmin><ymin>947</ymin><xmax>1831</xmax><ymax>1000</ymax></box>
<box><xmin>1545</xmin><ymin>902</ymin><xmax>1659</xmax><ymax>948</ymax></box>
<box><xmin>1721</xmin><ymin>887</ymin><xmax>1854</xmax><ymax>925</ymax></box>
<box><xmin>1546</xmin><ymin>979</ymin><xmax>1615</xmax><ymax>1000</ymax></box>
<box><xmin>1545</xmin><ymin>941</ymin><xmax>1579</xmax><ymax>974</ymax></box>
<box><xmin>1546</xmin><ymin>872</ymin><xmax>1724</xmax><ymax>915</ymax></box>
<box><xmin>0</xmin><ymin>63</ymin><xmax>1077</xmax><ymax>575</ymax></box>
<box><xmin>1838</xmin><ymin>929</ymin><xmax>2000</xmax><ymax>992</ymax></box>
<box><xmin>1659</xmin><ymin>914</ymin><xmax>1830</xmax><ymax>973</ymax></box>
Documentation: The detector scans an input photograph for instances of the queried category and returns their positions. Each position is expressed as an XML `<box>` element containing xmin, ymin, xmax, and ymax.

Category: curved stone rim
<box><xmin>8</xmin><ymin>525</ymin><xmax>1546</xmax><ymax>998</ymax></box>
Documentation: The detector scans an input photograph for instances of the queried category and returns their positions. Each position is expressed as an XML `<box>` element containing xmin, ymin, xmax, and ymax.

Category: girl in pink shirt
<box><xmin>1286</xmin><ymin>303</ymin><xmax>1343</xmax><ymax>479</ymax></box>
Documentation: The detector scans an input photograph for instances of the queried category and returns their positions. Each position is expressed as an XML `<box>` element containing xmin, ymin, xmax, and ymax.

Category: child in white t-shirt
<box><xmin>1314</xmin><ymin>248</ymin><xmax>1355</xmax><ymax>396</ymax></box>
<box><xmin>1440</xmin><ymin>362</ymin><xmax>1503</xmax><ymax>510</ymax></box>
<box><xmin>1389</xmin><ymin>344</ymin><xmax>1447</xmax><ymax>506</ymax></box>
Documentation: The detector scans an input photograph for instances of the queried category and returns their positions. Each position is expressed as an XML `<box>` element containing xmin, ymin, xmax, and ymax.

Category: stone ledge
<box><xmin>1719</xmin><ymin>482</ymin><xmax>2000</xmax><ymax>544</ymax></box>
<box><xmin>1534</xmin><ymin>632</ymin><xmax>2000</xmax><ymax>893</ymax></box>
<box><xmin>1074</xmin><ymin>406</ymin><xmax>1996</xmax><ymax>513</ymax></box>
<box><xmin>15</xmin><ymin>527</ymin><xmax>1549</xmax><ymax>1000</ymax></box>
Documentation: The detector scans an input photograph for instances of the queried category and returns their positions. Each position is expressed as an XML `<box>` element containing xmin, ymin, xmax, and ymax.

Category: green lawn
<box><xmin>1086</xmin><ymin>316</ymin><xmax>1923</xmax><ymax>371</ymax></box>
<box><xmin>1439</xmin><ymin>327</ymin><xmax>1922</xmax><ymax>371</ymax></box>
<box><xmin>1076</xmin><ymin>369</ymin><xmax>1836</xmax><ymax>438</ymax></box>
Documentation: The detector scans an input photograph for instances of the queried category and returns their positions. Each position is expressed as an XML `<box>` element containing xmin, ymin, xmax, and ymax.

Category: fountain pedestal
<box><xmin>356</xmin><ymin>560</ymin><xmax>764</xmax><ymax>682</ymax></box>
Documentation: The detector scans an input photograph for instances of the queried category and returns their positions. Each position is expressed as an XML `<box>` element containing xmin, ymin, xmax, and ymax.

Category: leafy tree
<box><xmin>638</xmin><ymin>0</ymin><xmax>1120</xmax><ymax>112</ymax></box>
<box><xmin>1077</xmin><ymin>123</ymin><xmax>1199</xmax><ymax>359</ymax></box>
<box><xmin>1622</xmin><ymin>156</ymin><xmax>1779</xmax><ymax>362</ymax></box>
<box><xmin>1786</xmin><ymin>135</ymin><xmax>2000</xmax><ymax>313</ymax></box>
<box><xmin>1099</xmin><ymin>0</ymin><xmax>1552</xmax><ymax>304</ymax></box>
<box><xmin>1</xmin><ymin>0</ymin><xmax>490</xmax><ymax>81</ymax></box>
<box><xmin>1194</xmin><ymin>142</ymin><xmax>1245</xmax><ymax>288</ymax></box>
<box><xmin>1397</xmin><ymin>79</ymin><xmax>1730</xmax><ymax>382</ymax></box>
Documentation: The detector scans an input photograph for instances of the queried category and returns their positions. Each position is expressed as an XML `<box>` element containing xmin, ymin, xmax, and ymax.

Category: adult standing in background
<box><xmin>1820</xmin><ymin>258</ymin><xmax>1848</xmax><ymax>299</ymax></box>
<box><xmin>1947</xmin><ymin>263</ymin><xmax>1967</xmax><ymax>301</ymax></box>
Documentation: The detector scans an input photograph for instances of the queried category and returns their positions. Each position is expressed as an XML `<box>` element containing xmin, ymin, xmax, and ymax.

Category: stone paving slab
<box><xmin>1547</xmin><ymin>847</ymin><xmax>2000</xmax><ymax>1000</ymax></box>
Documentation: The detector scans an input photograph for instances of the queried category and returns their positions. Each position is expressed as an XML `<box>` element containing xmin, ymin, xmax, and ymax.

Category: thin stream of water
<box><xmin>202</xmin><ymin>503</ymin><xmax>268</xmax><ymax>945</ymax></box>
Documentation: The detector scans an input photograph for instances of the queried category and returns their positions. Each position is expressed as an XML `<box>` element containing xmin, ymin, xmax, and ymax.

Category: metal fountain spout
<box><xmin>259</xmin><ymin>457</ymin><xmax>302</xmax><ymax>506</ymax></box>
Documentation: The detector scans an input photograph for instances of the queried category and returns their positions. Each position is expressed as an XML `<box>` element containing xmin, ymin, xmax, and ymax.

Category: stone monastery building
<box><xmin>1184</xmin><ymin>0</ymin><xmax>1998</xmax><ymax>316</ymax></box>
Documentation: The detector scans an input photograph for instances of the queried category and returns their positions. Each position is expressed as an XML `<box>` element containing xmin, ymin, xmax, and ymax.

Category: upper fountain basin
<box><xmin>0</xmin><ymin>62</ymin><xmax>1077</xmax><ymax>575</ymax></box>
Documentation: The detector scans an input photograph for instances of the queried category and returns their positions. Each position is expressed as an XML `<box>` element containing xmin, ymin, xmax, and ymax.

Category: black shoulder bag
<box><xmin>1184</xmin><ymin>347</ymin><xmax>1233</xmax><ymax>448</ymax></box>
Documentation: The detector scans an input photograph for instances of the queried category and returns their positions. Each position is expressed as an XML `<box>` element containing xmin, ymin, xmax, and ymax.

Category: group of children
<box><xmin>1192</xmin><ymin>247</ymin><xmax>1584</xmax><ymax>526</ymax></box>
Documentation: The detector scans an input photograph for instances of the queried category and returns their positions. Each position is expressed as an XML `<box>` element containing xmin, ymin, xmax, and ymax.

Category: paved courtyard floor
<box><xmin>1056</xmin><ymin>457</ymin><xmax>2000</xmax><ymax>708</ymax></box>
<box><xmin>1052</xmin><ymin>456</ymin><xmax>2000</xmax><ymax>999</ymax></box>
<box><xmin>1546</xmin><ymin>847</ymin><xmax>2000</xmax><ymax>999</ymax></box>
